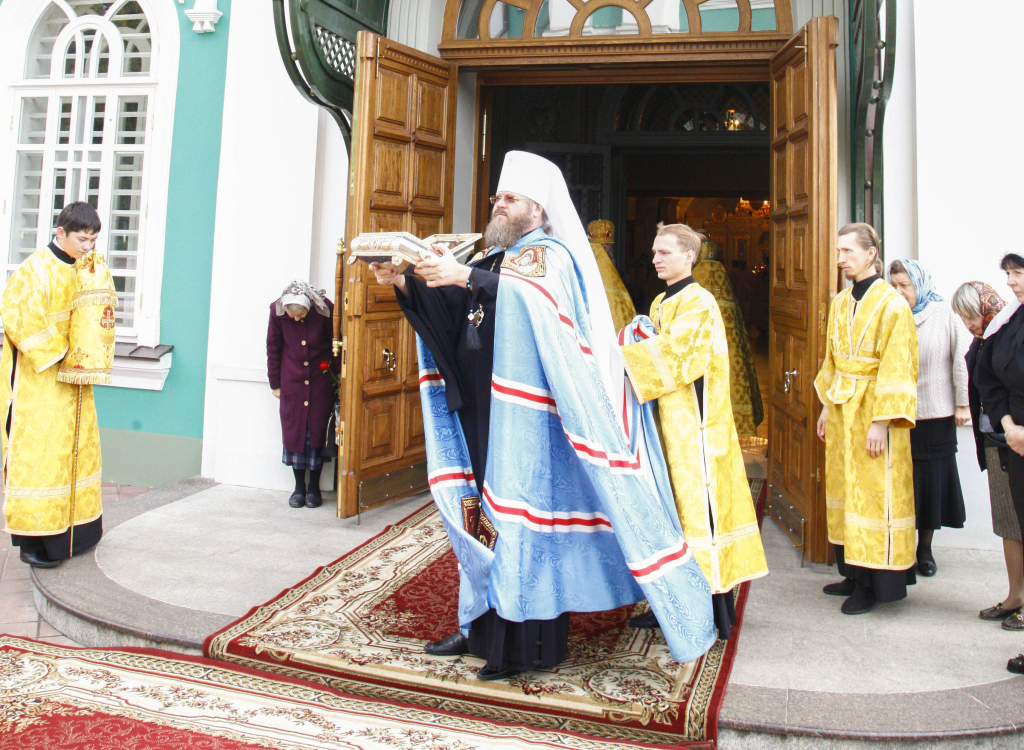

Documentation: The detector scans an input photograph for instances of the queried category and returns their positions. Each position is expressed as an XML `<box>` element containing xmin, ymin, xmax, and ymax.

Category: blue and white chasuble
<box><xmin>417</xmin><ymin>230</ymin><xmax>717</xmax><ymax>663</ymax></box>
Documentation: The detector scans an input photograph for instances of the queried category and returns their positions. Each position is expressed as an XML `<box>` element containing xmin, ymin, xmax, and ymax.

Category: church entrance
<box><xmin>339</xmin><ymin>17</ymin><xmax>838</xmax><ymax>564</ymax></box>
<box><xmin>478</xmin><ymin>80</ymin><xmax>772</xmax><ymax>441</ymax></box>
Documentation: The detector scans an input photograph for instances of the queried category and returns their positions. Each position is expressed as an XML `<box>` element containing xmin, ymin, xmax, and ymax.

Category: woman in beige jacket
<box><xmin>889</xmin><ymin>259</ymin><xmax>970</xmax><ymax>576</ymax></box>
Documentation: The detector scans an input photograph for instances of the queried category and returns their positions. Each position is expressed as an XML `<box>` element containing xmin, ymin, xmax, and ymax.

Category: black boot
<box><xmin>289</xmin><ymin>468</ymin><xmax>306</xmax><ymax>508</ymax></box>
<box><xmin>823</xmin><ymin>577</ymin><xmax>856</xmax><ymax>596</ymax></box>
<box><xmin>424</xmin><ymin>633</ymin><xmax>469</xmax><ymax>655</ymax></box>
<box><xmin>628</xmin><ymin>610</ymin><xmax>661</xmax><ymax>629</ymax></box>
<box><xmin>841</xmin><ymin>581</ymin><xmax>876</xmax><ymax>615</ymax></box>
<box><xmin>305</xmin><ymin>464</ymin><xmax>323</xmax><ymax>508</ymax></box>
<box><xmin>916</xmin><ymin>529</ymin><xmax>936</xmax><ymax>576</ymax></box>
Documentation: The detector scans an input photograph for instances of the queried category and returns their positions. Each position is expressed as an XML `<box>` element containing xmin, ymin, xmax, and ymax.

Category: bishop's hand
<box><xmin>369</xmin><ymin>262</ymin><xmax>406</xmax><ymax>294</ymax></box>
<box><xmin>415</xmin><ymin>244</ymin><xmax>471</xmax><ymax>288</ymax></box>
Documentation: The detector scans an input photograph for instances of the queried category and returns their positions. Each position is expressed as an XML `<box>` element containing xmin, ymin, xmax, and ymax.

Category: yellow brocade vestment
<box><xmin>622</xmin><ymin>284</ymin><xmax>768</xmax><ymax>593</ymax></box>
<box><xmin>1</xmin><ymin>248</ymin><xmax>102</xmax><ymax>537</ymax></box>
<box><xmin>813</xmin><ymin>279</ymin><xmax>918</xmax><ymax>571</ymax></box>
<box><xmin>692</xmin><ymin>257</ymin><xmax>764</xmax><ymax>436</ymax></box>
<box><xmin>590</xmin><ymin>241</ymin><xmax>637</xmax><ymax>333</ymax></box>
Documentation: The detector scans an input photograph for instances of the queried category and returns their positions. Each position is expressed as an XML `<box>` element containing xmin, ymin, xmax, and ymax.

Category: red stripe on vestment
<box><xmin>629</xmin><ymin>544</ymin><xmax>691</xmax><ymax>578</ymax></box>
<box><xmin>491</xmin><ymin>379</ymin><xmax>557</xmax><ymax>409</ymax></box>
<box><xmin>482</xmin><ymin>485</ymin><xmax>613</xmax><ymax>530</ymax></box>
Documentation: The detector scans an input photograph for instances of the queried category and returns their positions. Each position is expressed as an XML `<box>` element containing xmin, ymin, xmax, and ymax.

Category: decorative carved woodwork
<box><xmin>272</xmin><ymin>0</ymin><xmax>389</xmax><ymax>142</ymax></box>
<box><xmin>339</xmin><ymin>31</ymin><xmax>458</xmax><ymax>518</ymax></box>
<box><xmin>766</xmin><ymin>16</ymin><xmax>838</xmax><ymax>564</ymax></box>
<box><xmin>439</xmin><ymin>0</ymin><xmax>793</xmax><ymax>68</ymax></box>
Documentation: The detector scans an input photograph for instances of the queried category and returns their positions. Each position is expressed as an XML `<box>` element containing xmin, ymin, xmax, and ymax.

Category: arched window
<box><xmin>8</xmin><ymin>1</ymin><xmax>161</xmax><ymax>337</ymax></box>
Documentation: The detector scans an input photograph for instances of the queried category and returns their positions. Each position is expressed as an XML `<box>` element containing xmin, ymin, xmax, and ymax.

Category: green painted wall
<box><xmin>93</xmin><ymin>2</ymin><xmax>232</xmax><ymax>447</ymax></box>
<box><xmin>100</xmin><ymin>428</ymin><xmax>202</xmax><ymax>487</ymax></box>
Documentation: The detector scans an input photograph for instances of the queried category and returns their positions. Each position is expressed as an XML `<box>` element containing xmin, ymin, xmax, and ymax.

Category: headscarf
<box><xmin>496</xmin><ymin>151</ymin><xmax>623</xmax><ymax>413</ymax></box>
<box><xmin>889</xmin><ymin>258</ymin><xmax>942</xmax><ymax>314</ymax></box>
<box><xmin>275</xmin><ymin>280</ymin><xmax>329</xmax><ymax>317</ymax></box>
<box><xmin>967</xmin><ymin>281</ymin><xmax>1007</xmax><ymax>334</ymax></box>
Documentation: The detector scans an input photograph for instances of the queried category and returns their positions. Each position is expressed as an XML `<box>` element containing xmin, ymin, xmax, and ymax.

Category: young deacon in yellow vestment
<box><xmin>1</xmin><ymin>203</ymin><xmax>113</xmax><ymax>568</ymax></box>
<box><xmin>814</xmin><ymin>223</ymin><xmax>919</xmax><ymax>614</ymax></box>
<box><xmin>621</xmin><ymin>223</ymin><xmax>768</xmax><ymax>639</ymax></box>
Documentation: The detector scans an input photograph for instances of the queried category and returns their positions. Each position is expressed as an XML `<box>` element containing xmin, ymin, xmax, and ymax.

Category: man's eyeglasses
<box><xmin>489</xmin><ymin>193</ymin><xmax>522</xmax><ymax>206</ymax></box>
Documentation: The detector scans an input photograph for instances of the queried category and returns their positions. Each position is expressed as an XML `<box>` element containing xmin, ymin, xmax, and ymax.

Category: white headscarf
<box><xmin>497</xmin><ymin>151</ymin><xmax>625</xmax><ymax>415</ymax></box>
<box><xmin>275</xmin><ymin>280</ymin><xmax>330</xmax><ymax>317</ymax></box>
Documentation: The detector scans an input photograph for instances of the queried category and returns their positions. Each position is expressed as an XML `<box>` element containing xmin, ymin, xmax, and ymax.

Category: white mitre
<box><xmin>496</xmin><ymin>151</ymin><xmax>625</xmax><ymax>423</ymax></box>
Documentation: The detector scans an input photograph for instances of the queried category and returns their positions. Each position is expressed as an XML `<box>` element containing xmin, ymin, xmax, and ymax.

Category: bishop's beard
<box><xmin>484</xmin><ymin>210</ymin><xmax>533</xmax><ymax>249</ymax></box>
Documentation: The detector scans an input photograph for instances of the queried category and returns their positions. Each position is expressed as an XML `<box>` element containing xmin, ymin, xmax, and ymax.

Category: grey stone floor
<box><xmin>728</xmin><ymin>518</ymin><xmax>1021</xmax><ymax>694</ymax></box>
<box><xmin>95</xmin><ymin>485</ymin><xmax>430</xmax><ymax>616</ymax></box>
<box><xmin>0</xmin><ymin>483</ymin><xmax>147</xmax><ymax>646</ymax></box>
<box><xmin>727</xmin><ymin>445</ymin><xmax>1021</xmax><ymax>696</ymax></box>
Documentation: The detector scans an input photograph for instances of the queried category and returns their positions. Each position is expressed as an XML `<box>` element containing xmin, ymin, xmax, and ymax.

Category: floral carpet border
<box><xmin>0</xmin><ymin>637</ymin><xmax>690</xmax><ymax>750</ymax></box>
<box><xmin>205</xmin><ymin>481</ymin><xmax>766</xmax><ymax>748</ymax></box>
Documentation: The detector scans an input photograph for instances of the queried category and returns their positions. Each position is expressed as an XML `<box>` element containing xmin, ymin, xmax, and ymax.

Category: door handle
<box><xmin>382</xmin><ymin>348</ymin><xmax>396</xmax><ymax>372</ymax></box>
<box><xmin>783</xmin><ymin>369</ymin><xmax>798</xmax><ymax>393</ymax></box>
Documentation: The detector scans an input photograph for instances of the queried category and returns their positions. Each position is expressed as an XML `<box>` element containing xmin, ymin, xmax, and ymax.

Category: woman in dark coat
<box><xmin>975</xmin><ymin>253</ymin><xmax>1024</xmax><ymax>674</ymax></box>
<box><xmin>267</xmin><ymin>281</ymin><xmax>337</xmax><ymax>508</ymax></box>
<box><xmin>952</xmin><ymin>282</ymin><xmax>1022</xmax><ymax>626</ymax></box>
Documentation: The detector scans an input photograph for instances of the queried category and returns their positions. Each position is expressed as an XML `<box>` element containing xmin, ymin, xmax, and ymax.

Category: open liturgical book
<box><xmin>346</xmin><ymin>233</ymin><xmax>483</xmax><ymax>273</ymax></box>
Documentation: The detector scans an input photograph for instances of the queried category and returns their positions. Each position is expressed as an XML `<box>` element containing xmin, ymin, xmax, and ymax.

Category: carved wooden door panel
<box><xmin>339</xmin><ymin>30</ymin><xmax>457</xmax><ymax>518</ymax></box>
<box><xmin>767</xmin><ymin>16</ymin><xmax>838</xmax><ymax>564</ymax></box>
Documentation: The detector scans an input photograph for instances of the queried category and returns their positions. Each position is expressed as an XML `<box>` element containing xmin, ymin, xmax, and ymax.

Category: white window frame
<box><xmin>0</xmin><ymin>0</ymin><xmax>180</xmax><ymax>347</ymax></box>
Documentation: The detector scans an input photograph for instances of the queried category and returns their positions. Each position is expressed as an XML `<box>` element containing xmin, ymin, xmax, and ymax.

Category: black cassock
<box><xmin>396</xmin><ymin>250</ymin><xmax>570</xmax><ymax>672</ymax></box>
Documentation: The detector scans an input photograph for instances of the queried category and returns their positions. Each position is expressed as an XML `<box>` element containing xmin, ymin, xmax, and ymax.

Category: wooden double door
<box><xmin>336</xmin><ymin>31</ymin><xmax>457</xmax><ymax>518</ymax></box>
<box><xmin>766</xmin><ymin>16</ymin><xmax>839</xmax><ymax>563</ymax></box>
<box><xmin>338</xmin><ymin>20</ymin><xmax>840</xmax><ymax>565</ymax></box>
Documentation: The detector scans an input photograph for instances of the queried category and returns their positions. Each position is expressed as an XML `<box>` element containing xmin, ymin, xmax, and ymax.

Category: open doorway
<box><xmin>480</xmin><ymin>82</ymin><xmax>771</xmax><ymax>441</ymax></box>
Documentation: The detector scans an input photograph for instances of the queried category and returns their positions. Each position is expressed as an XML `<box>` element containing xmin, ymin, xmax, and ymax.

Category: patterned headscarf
<box><xmin>969</xmin><ymin>281</ymin><xmax>1006</xmax><ymax>333</ymax></box>
<box><xmin>275</xmin><ymin>280</ymin><xmax>329</xmax><ymax>317</ymax></box>
<box><xmin>890</xmin><ymin>258</ymin><xmax>942</xmax><ymax>314</ymax></box>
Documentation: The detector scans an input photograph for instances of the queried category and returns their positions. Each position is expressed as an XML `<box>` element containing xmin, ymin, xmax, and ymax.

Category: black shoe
<box><xmin>980</xmin><ymin>603</ymin><xmax>1022</xmax><ymax>621</ymax></box>
<box><xmin>916</xmin><ymin>555</ymin><xmax>937</xmax><ymax>577</ymax></box>
<box><xmin>823</xmin><ymin>577</ymin><xmax>856</xmax><ymax>596</ymax></box>
<box><xmin>841</xmin><ymin>585</ymin><xmax>876</xmax><ymax>615</ymax></box>
<box><xmin>476</xmin><ymin>665</ymin><xmax>519</xmax><ymax>681</ymax></box>
<box><xmin>1008</xmin><ymin>654</ymin><xmax>1024</xmax><ymax>675</ymax></box>
<box><xmin>305</xmin><ymin>492</ymin><xmax>322</xmax><ymax>509</ymax></box>
<box><xmin>424</xmin><ymin>633</ymin><xmax>469</xmax><ymax>656</ymax></box>
<box><xmin>20</xmin><ymin>549</ymin><xmax>61</xmax><ymax>569</ymax></box>
<box><xmin>288</xmin><ymin>490</ymin><xmax>305</xmax><ymax>508</ymax></box>
<box><xmin>627</xmin><ymin>610</ymin><xmax>661</xmax><ymax>629</ymax></box>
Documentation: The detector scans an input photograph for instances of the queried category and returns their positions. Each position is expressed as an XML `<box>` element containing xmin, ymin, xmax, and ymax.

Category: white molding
<box><xmin>99</xmin><ymin>351</ymin><xmax>173</xmax><ymax>391</ymax></box>
<box><xmin>185</xmin><ymin>0</ymin><xmax>223</xmax><ymax>34</ymax></box>
<box><xmin>212</xmin><ymin>366</ymin><xmax>269</xmax><ymax>383</ymax></box>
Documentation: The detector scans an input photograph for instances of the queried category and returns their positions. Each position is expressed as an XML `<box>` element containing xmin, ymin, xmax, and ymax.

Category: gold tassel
<box><xmin>57</xmin><ymin>368</ymin><xmax>112</xmax><ymax>386</ymax></box>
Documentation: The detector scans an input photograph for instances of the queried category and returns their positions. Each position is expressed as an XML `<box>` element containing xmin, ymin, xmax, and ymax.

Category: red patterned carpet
<box><xmin>0</xmin><ymin>637</ymin><xmax>673</xmax><ymax>749</ymax></box>
<box><xmin>205</xmin><ymin>479</ymin><xmax>767</xmax><ymax>748</ymax></box>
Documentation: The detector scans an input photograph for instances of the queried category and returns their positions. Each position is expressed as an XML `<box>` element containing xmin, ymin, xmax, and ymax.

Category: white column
<box><xmin>914</xmin><ymin>0</ymin><xmax>1024</xmax><ymax>295</ymax></box>
<box><xmin>309</xmin><ymin>108</ymin><xmax>349</xmax><ymax>294</ymax></box>
<box><xmin>201</xmin><ymin>0</ymin><xmax>320</xmax><ymax>491</ymax></box>
<box><xmin>881</xmin><ymin>0</ymin><xmax>917</xmax><ymax>261</ymax></box>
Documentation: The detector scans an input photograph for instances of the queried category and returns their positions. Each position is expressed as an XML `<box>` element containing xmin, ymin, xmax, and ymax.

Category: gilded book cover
<box><xmin>346</xmin><ymin>233</ymin><xmax>482</xmax><ymax>273</ymax></box>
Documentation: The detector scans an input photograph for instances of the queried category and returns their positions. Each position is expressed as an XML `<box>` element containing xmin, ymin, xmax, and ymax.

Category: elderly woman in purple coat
<box><xmin>267</xmin><ymin>281</ymin><xmax>337</xmax><ymax>508</ymax></box>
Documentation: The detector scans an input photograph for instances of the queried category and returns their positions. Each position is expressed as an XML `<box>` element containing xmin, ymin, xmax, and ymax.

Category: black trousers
<box><xmin>834</xmin><ymin>544</ymin><xmax>915</xmax><ymax>603</ymax></box>
<box><xmin>468</xmin><ymin>609</ymin><xmax>570</xmax><ymax>671</ymax></box>
<box><xmin>12</xmin><ymin>517</ymin><xmax>103</xmax><ymax>560</ymax></box>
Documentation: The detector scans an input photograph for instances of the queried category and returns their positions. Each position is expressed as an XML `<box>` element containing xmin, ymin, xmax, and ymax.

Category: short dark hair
<box><xmin>56</xmin><ymin>202</ymin><xmax>101</xmax><ymax>234</ymax></box>
<box><xmin>1000</xmin><ymin>253</ymin><xmax>1024</xmax><ymax>272</ymax></box>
